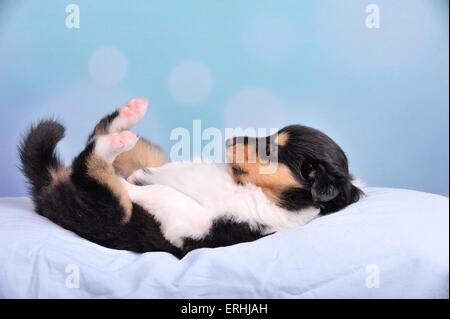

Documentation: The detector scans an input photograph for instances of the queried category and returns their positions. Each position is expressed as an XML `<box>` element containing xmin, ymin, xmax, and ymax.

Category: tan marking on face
<box><xmin>227</xmin><ymin>142</ymin><xmax>302</xmax><ymax>200</ymax></box>
<box><xmin>275</xmin><ymin>132</ymin><xmax>289</xmax><ymax>146</ymax></box>
<box><xmin>86</xmin><ymin>154</ymin><xmax>132</xmax><ymax>223</ymax></box>
<box><xmin>113</xmin><ymin>139</ymin><xmax>167</xmax><ymax>178</ymax></box>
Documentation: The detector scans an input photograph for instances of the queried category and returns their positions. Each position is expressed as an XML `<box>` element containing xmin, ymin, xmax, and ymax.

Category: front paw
<box><xmin>127</xmin><ymin>168</ymin><xmax>154</xmax><ymax>185</ymax></box>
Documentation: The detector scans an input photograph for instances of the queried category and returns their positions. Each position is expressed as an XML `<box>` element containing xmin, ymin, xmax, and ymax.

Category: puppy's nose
<box><xmin>225</xmin><ymin>137</ymin><xmax>236</xmax><ymax>148</ymax></box>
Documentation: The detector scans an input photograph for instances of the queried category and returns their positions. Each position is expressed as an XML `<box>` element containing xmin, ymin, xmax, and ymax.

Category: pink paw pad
<box><xmin>108</xmin><ymin>131</ymin><xmax>137</xmax><ymax>151</ymax></box>
<box><xmin>119</xmin><ymin>131</ymin><xmax>138</xmax><ymax>144</ymax></box>
<box><xmin>110</xmin><ymin>97</ymin><xmax>149</xmax><ymax>133</ymax></box>
<box><xmin>129</xmin><ymin>97</ymin><xmax>147</xmax><ymax>111</ymax></box>
<box><xmin>109</xmin><ymin>133</ymin><xmax>123</xmax><ymax>147</ymax></box>
<box><xmin>95</xmin><ymin>131</ymin><xmax>138</xmax><ymax>162</ymax></box>
<box><xmin>118</xmin><ymin>97</ymin><xmax>148</xmax><ymax>119</ymax></box>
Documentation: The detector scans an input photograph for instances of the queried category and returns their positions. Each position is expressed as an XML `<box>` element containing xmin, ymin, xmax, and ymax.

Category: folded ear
<box><xmin>310</xmin><ymin>163</ymin><xmax>340</xmax><ymax>203</ymax></box>
<box><xmin>307</xmin><ymin>163</ymin><xmax>364</xmax><ymax>214</ymax></box>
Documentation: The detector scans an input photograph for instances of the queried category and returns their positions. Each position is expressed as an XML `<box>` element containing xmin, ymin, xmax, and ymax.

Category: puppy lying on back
<box><xmin>19</xmin><ymin>98</ymin><xmax>362</xmax><ymax>258</ymax></box>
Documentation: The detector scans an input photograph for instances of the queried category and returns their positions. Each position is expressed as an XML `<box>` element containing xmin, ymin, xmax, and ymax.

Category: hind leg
<box><xmin>72</xmin><ymin>131</ymin><xmax>139</xmax><ymax>224</ymax></box>
<box><xmin>113</xmin><ymin>137</ymin><xmax>167</xmax><ymax>178</ymax></box>
<box><xmin>88</xmin><ymin>97</ymin><xmax>168</xmax><ymax>177</ymax></box>
<box><xmin>87</xmin><ymin>97</ymin><xmax>148</xmax><ymax>140</ymax></box>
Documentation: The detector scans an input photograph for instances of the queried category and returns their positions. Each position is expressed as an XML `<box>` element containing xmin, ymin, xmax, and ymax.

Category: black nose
<box><xmin>225</xmin><ymin>138</ymin><xmax>235</xmax><ymax>148</ymax></box>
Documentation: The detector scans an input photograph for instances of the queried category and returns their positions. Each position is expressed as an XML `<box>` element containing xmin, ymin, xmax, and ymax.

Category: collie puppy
<box><xmin>19</xmin><ymin>97</ymin><xmax>362</xmax><ymax>258</ymax></box>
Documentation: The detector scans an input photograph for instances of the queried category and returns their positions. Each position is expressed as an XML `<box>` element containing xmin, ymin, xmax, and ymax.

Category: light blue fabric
<box><xmin>0</xmin><ymin>188</ymin><xmax>448</xmax><ymax>298</ymax></box>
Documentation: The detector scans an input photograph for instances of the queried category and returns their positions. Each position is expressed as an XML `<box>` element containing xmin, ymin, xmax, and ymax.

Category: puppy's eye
<box><xmin>301</xmin><ymin>162</ymin><xmax>315</xmax><ymax>180</ymax></box>
<box><xmin>264</xmin><ymin>139</ymin><xmax>278</xmax><ymax>158</ymax></box>
<box><xmin>265</xmin><ymin>144</ymin><xmax>270</xmax><ymax>156</ymax></box>
<box><xmin>232</xmin><ymin>165</ymin><xmax>246</xmax><ymax>176</ymax></box>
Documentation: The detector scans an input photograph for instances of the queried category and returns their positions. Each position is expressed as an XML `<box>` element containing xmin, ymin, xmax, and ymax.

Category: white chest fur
<box><xmin>123</xmin><ymin>162</ymin><xmax>320</xmax><ymax>248</ymax></box>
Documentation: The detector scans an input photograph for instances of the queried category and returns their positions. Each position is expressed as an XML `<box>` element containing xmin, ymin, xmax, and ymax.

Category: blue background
<box><xmin>0</xmin><ymin>0</ymin><xmax>448</xmax><ymax>197</ymax></box>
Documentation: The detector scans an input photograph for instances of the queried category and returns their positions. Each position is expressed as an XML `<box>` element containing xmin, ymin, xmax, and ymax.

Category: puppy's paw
<box><xmin>95</xmin><ymin>131</ymin><xmax>138</xmax><ymax>162</ymax></box>
<box><xmin>110</xmin><ymin>97</ymin><xmax>148</xmax><ymax>132</ymax></box>
<box><xmin>127</xmin><ymin>168</ymin><xmax>154</xmax><ymax>186</ymax></box>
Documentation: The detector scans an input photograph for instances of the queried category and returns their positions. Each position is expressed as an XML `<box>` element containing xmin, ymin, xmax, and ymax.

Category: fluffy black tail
<box><xmin>18</xmin><ymin>119</ymin><xmax>65</xmax><ymax>197</ymax></box>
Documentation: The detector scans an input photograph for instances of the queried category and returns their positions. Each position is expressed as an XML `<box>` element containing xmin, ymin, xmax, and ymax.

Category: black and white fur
<box><xmin>18</xmin><ymin>98</ymin><xmax>363</xmax><ymax>258</ymax></box>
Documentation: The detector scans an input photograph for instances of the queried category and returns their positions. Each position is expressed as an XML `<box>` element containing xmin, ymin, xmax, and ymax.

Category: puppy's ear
<box><xmin>302</xmin><ymin>162</ymin><xmax>363</xmax><ymax>214</ymax></box>
<box><xmin>321</xmin><ymin>181</ymin><xmax>363</xmax><ymax>214</ymax></box>
<box><xmin>303</xmin><ymin>162</ymin><xmax>340</xmax><ymax>203</ymax></box>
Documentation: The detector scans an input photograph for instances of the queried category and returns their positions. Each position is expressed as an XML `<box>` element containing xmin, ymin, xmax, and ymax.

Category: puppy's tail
<box><xmin>18</xmin><ymin>119</ymin><xmax>65</xmax><ymax>197</ymax></box>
